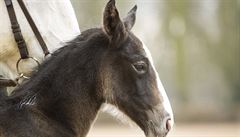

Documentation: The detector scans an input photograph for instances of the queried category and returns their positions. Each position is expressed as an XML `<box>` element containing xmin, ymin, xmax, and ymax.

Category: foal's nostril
<box><xmin>166</xmin><ymin>118</ymin><xmax>172</xmax><ymax>132</ymax></box>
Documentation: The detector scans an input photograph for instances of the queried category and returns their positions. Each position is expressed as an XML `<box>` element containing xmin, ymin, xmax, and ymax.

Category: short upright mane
<box><xmin>5</xmin><ymin>28</ymin><xmax>109</xmax><ymax>107</ymax></box>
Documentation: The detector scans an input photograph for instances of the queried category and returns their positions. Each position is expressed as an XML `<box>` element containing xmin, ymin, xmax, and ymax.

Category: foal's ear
<box><xmin>103</xmin><ymin>0</ymin><xmax>126</xmax><ymax>46</ymax></box>
<box><xmin>123</xmin><ymin>5</ymin><xmax>137</xmax><ymax>30</ymax></box>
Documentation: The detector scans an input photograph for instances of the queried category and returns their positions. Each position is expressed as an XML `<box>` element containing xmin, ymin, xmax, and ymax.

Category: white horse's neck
<box><xmin>23</xmin><ymin>0</ymin><xmax>80</xmax><ymax>45</ymax></box>
<box><xmin>0</xmin><ymin>0</ymin><xmax>80</xmax><ymax>81</ymax></box>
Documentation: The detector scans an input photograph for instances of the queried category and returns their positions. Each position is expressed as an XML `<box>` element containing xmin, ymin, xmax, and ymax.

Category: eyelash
<box><xmin>132</xmin><ymin>61</ymin><xmax>147</xmax><ymax>74</ymax></box>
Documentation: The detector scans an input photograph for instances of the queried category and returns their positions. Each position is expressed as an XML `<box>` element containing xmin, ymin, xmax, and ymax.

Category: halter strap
<box><xmin>17</xmin><ymin>0</ymin><xmax>50</xmax><ymax>56</ymax></box>
<box><xmin>2</xmin><ymin>0</ymin><xmax>50</xmax><ymax>87</ymax></box>
<box><xmin>0</xmin><ymin>75</ymin><xmax>17</xmax><ymax>87</ymax></box>
<box><xmin>4</xmin><ymin>0</ymin><xmax>29</xmax><ymax>59</ymax></box>
<box><xmin>4</xmin><ymin>0</ymin><xmax>50</xmax><ymax>58</ymax></box>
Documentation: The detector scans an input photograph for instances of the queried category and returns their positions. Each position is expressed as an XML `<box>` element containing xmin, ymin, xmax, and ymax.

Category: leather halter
<box><xmin>5</xmin><ymin>0</ymin><xmax>50</xmax><ymax>58</ymax></box>
<box><xmin>0</xmin><ymin>0</ymin><xmax>50</xmax><ymax>87</ymax></box>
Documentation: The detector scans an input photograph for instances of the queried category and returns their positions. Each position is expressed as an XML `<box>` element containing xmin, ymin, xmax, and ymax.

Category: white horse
<box><xmin>0</xmin><ymin>0</ymin><xmax>80</xmax><ymax>89</ymax></box>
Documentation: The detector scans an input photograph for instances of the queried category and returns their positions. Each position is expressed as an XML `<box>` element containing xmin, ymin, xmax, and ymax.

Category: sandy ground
<box><xmin>87</xmin><ymin>122</ymin><xmax>240</xmax><ymax>137</ymax></box>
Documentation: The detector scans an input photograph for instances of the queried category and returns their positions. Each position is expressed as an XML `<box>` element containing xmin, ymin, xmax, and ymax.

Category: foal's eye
<box><xmin>132</xmin><ymin>61</ymin><xmax>147</xmax><ymax>74</ymax></box>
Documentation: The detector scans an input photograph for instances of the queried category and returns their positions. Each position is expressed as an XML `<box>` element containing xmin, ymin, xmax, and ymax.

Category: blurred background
<box><xmin>71</xmin><ymin>0</ymin><xmax>240</xmax><ymax>136</ymax></box>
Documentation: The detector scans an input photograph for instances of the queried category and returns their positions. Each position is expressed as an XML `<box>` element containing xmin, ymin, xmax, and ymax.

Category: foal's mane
<box><xmin>5</xmin><ymin>28</ymin><xmax>109</xmax><ymax>107</ymax></box>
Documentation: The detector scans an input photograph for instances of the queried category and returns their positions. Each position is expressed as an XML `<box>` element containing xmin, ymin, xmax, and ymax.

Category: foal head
<box><xmin>99</xmin><ymin>0</ymin><xmax>174</xmax><ymax>137</ymax></box>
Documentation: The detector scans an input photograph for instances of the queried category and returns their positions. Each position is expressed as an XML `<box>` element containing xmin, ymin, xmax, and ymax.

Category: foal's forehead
<box><xmin>124</xmin><ymin>33</ymin><xmax>155</xmax><ymax>66</ymax></box>
<box><xmin>123</xmin><ymin>33</ymin><xmax>146</xmax><ymax>57</ymax></box>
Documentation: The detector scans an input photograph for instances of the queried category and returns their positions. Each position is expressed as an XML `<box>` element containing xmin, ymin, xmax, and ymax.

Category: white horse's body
<box><xmin>0</xmin><ymin>0</ymin><xmax>80</xmax><ymax>81</ymax></box>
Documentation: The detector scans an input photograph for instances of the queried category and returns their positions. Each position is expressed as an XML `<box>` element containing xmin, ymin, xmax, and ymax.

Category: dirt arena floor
<box><xmin>87</xmin><ymin>122</ymin><xmax>240</xmax><ymax>137</ymax></box>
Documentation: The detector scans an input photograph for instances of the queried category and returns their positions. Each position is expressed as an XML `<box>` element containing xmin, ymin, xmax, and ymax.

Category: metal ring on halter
<box><xmin>16</xmin><ymin>57</ymin><xmax>40</xmax><ymax>79</ymax></box>
<box><xmin>15</xmin><ymin>73</ymin><xmax>30</xmax><ymax>85</ymax></box>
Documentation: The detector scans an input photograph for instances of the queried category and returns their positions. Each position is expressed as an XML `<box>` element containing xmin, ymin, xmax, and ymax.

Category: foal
<box><xmin>0</xmin><ymin>0</ymin><xmax>173</xmax><ymax>137</ymax></box>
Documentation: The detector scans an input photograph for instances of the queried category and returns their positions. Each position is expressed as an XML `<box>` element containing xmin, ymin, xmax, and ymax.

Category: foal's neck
<box><xmin>33</xmin><ymin>86</ymin><xmax>102</xmax><ymax>137</ymax></box>
<box><xmin>10</xmin><ymin>30</ymin><xmax>109</xmax><ymax>136</ymax></box>
<box><xmin>20</xmin><ymin>43</ymin><xmax>105</xmax><ymax>136</ymax></box>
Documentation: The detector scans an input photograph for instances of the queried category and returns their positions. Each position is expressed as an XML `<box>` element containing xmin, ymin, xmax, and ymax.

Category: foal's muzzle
<box><xmin>145</xmin><ymin>109</ymin><xmax>173</xmax><ymax>137</ymax></box>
